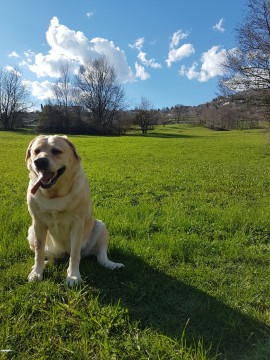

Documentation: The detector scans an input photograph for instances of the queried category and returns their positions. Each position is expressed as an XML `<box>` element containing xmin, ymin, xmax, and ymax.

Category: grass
<box><xmin>1</xmin><ymin>125</ymin><xmax>270</xmax><ymax>359</ymax></box>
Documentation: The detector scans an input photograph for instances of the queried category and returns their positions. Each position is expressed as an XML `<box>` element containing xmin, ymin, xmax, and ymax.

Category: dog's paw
<box><xmin>28</xmin><ymin>269</ymin><xmax>43</xmax><ymax>282</ymax></box>
<box><xmin>66</xmin><ymin>274</ymin><xmax>82</xmax><ymax>287</ymax></box>
<box><xmin>111</xmin><ymin>262</ymin><xmax>124</xmax><ymax>270</ymax></box>
<box><xmin>103</xmin><ymin>261</ymin><xmax>124</xmax><ymax>270</ymax></box>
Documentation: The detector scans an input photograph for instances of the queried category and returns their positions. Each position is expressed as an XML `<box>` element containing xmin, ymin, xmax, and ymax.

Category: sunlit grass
<box><xmin>1</xmin><ymin>125</ymin><xmax>270</xmax><ymax>359</ymax></box>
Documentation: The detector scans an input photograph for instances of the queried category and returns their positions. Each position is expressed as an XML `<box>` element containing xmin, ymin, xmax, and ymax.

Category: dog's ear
<box><xmin>25</xmin><ymin>138</ymin><xmax>36</xmax><ymax>161</ymax></box>
<box><xmin>62</xmin><ymin>136</ymin><xmax>81</xmax><ymax>160</ymax></box>
<box><xmin>25</xmin><ymin>135</ymin><xmax>46</xmax><ymax>161</ymax></box>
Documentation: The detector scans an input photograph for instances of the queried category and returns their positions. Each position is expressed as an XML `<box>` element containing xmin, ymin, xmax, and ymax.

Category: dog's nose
<box><xmin>34</xmin><ymin>157</ymin><xmax>49</xmax><ymax>170</ymax></box>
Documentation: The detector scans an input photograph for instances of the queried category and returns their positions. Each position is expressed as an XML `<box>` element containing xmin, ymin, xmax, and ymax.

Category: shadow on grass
<box><xmin>81</xmin><ymin>251</ymin><xmax>270</xmax><ymax>359</ymax></box>
<box><xmin>127</xmin><ymin>131</ymin><xmax>199</xmax><ymax>139</ymax></box>
<box><xmin>70</xmin><ymin>132</ymin><xmax>198</xmax><ymax>139</ymax></box>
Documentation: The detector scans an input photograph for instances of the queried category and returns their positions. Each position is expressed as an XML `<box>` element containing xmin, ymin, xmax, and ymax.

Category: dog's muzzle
<box><xmin>31</xmin><ymin>166</ymin><xmax>66</xmax><ymax>195</ymax></box>
<box><xmin>34</xmin><ymin>157</ymin><xmax>49</xmax><ymax>171</ymax></box>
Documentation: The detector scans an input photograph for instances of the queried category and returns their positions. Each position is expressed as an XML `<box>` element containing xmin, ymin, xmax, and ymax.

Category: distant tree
<box><xmin>51</xmin><ymin>63</ymin><xmax>72</xmax><ymax>111</ymax></box>
<box><xmin>37</xmin><ymin>101</ymin><xmax>64</xmax><ymax>133</ymax></box>
<box><xmin>75</xmin><ymin>56</ymin><xmax>126</xmax><ymax>134</ymax></box>
<box><xmin>219</xmin><ymin>0</ymin><xmax>270</xmax><ymax>116</ymax></box>
<box><xmin>0</xmin><ymin>67</ymin><xmax>31</xmax><ymax>130</ymax></box>
<box><xmin>173</xmin><ymin>105</ymin><xmax>182</xmax><ymax>123</ymax></box>
<box><xmin>50</xmin><ymin>62</ymin><xmax>83</xmax><ymax>133</ymax></box>
<box><xmin>173</xmin><ymin>104</ymin><xmax>188</xmax><ymax>123</ymax></box>
<box><xmin>134</xmin><ymin>97</ymin><xmax>158</xmax><ymax>134</ymax></box>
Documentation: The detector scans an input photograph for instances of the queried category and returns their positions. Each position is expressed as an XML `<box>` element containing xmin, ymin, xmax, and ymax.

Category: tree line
<box><xmin>0</xmin><ymin>57</ymin><xmax>159</xmax><ymax>135</ymax></box>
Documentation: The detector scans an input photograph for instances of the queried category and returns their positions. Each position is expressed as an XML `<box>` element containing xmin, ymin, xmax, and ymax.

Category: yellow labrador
<box><xmin>26</xmin><ymin>135</ymin><xmax>124</xmax><ymax>287</ymax></box>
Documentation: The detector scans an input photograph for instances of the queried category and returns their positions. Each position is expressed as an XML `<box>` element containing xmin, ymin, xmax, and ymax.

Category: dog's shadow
<box><xmin>80</xmin><ymin>250</ymin><xmax>270</xmax><ymax>359</ymax></box>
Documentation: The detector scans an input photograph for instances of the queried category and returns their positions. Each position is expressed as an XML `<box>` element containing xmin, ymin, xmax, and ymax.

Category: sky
<box><xmin>1</xmin><ymin>0</ymin><xmax>246</xmax><ymax>110</ymax></box>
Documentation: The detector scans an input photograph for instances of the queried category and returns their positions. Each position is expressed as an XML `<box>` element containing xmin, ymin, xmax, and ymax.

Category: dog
<box><xmin>25</xmin><ymin>135</ymin><xmax>124</xmax><ymax>287</ymax></box>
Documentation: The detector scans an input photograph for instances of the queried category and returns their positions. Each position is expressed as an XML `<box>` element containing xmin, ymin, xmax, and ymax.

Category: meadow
<box><xmin>1</xmin><ymin>125</ymin><xmax>270</xmax><ymax>359</ymax></box>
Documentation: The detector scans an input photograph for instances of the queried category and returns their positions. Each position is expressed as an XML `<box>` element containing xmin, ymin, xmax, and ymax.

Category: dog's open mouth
<box><xmin>31</xmin><ymin>167</ymin><xmax>66</xmax><ymax>195</ymax></box>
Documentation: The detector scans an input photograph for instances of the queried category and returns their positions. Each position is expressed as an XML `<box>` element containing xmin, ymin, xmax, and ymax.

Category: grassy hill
<box><xmin>1</xmin><ymin>125</ymin><xmax>270</xmax><ymax>359</ymax></box>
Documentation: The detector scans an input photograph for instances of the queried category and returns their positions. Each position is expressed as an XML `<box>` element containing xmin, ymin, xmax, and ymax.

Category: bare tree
<box><xmin>51</xmin><ymin>63</ymin><xmax>73</xmax><ymax>110</ymax></box>
<box><xmin>75</xmin><ymin>56</ymin><xmax>126</xmax><ymax>134</ymax></box>
<box><xmin>219</xmin><ymin>0</ymin><xmax>270</xmax><ymax>115</ymax></box>
<box><xmin>173</xmin><ymin>104</ymin><xmax>189</xmax><ymax>123</ymax></box>
<box><xmin>50</xmin><ymin>63</ymin><xmax>69</xmax><ymax>132</ymax></box>
<box><xmin>134</xmin><ymin>97</ymin><xmax>157</xmax><ymax>134</ymax></box>
<box><xmin>45</xmin><ymin>62</ymin><xmax>85</xmax><ymax>133</ymax></box>
<box><xmin>0</xmin><ymin>67</ymin><xmax>31</xmax><ymax>130</ymax></box>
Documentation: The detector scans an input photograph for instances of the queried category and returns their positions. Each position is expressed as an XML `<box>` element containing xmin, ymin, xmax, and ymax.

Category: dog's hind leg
<box><xmin>82</xmin><ymin>220</ymin><xmax>124</xmax><ymax>270</ymax></box>
<box><xmin>96</xmin><ymin>222</ymin><xmax>124</xmax><ymax>270</ymax></box>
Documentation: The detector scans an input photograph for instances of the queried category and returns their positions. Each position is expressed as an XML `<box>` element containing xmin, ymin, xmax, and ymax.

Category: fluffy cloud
<box><xmin>213</xmin><ymin>18</ymin><xmax>225</xmax><ymax>33</ymax></box>
<box><xmin>4</xmin><ymin>66</ymin><xmax>22</xmax><ymax>76</ymax></box>
<box><xmin>129</xmin><ymin>37</ymin><xmax>161</xmax><ymax>77</ymax></box>
<box><xmin>180</xmin><ymin>45</ymin><xmax>226</xmax><ymax>82</ymax></box>
<box><xmin>129</xmin><ymin>38</ymin><xmax>145</xmax><ymax>51</ymax></box>
<box><xmin>135</xmin><ymin>62</ymin><xmax>150</xmax><ymax>80</ymax></box>
<box><xmin>86</xmin><ymin>12</ymin><xmax>94</xmax><ymax>18</ymax></box>
<box><xmin>29</xmin><ymin>17</ymin><xmax>134</xmax><ymax>83</ymax></box>
<box><xmin>166</xmin><ymin>30</ymin><xmax>195</xmax><ymax>67</ymax></box>
<box><xmin>137</xmin><ymin>51</ymin><xmax>162</xmax><ymax>69</ymax></box>
<box><xmin>166</xmin><ymin>44</ymin><xmax>195</xmax><ymax>67</ymax></box>
<box><xmin>8</xmin><ymin>51</ymin><xmax>20</xmax><ymax>58</ymax></box>
<box><xmin>19</xmin><ymin>50</ymin><xmax>35</xmax><ymax>66</ymax></box>
<box><xmin>23</xmin><ymin>80</ymin><xmax>54</xmax><ymax>100</ymax></box>
<box><xmin>169</xmin><ymin>30</ymin><xmax>189</xmax><ymax>49</ymax></box>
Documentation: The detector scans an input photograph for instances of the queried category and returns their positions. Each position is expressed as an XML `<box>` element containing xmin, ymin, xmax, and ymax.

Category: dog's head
<box><xmin>26</xmin><ymin>135</ymin><xmax>80</xmax><ymax>194</ymax></box>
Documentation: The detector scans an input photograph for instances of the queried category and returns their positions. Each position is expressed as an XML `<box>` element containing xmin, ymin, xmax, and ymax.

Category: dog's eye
<box><xmin>51</xmin><ymin>148</ymin><xmax>62</xmax><ymax>155</ymax></box>
<box><xmin>34</xmin><ymin>149</ymin><xmax>41</xmax><ymax>155</ymax></box>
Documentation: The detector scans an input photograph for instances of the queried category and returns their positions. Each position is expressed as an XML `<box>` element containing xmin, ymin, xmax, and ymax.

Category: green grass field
<box><xmin>1</xmin><ymin>125</ymin><xmax>270</xmax><ymax>359</ymax></box>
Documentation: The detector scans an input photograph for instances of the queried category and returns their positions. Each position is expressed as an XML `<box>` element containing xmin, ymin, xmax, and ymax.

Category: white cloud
<box><xmin>86</xmin><ymin>11</ymin><xmax>94</xmax><ymax>18</ymax></box>
<box><xmin>180</xmin><ymin>45</ymin><xmax>226</xmax><ymax>82</ymax></box>
<box><xmin>29</xmin><ymin>17</ymin><xmax>134</xmax><ymax>83</ymax></box>
<box><xmin>169</xmin><ymin>30</ymin><xmax>189</xmax><ymax>49</ymax></box>
<box><xmin>8</xmin><ymin>51</ymin><xmax>20</xmax><ymax>58</ymax></box>
<box><xmin>4</xmin><ymin>66</ymin><xmax>22</xmax><ymax>76</ymax></box>
<box><xmin>129</xmin><ymin>37</ymin><xmax>161</xmax><ymax>73</ymax></box>
<box><xmin>129</xmin><ymin>37</ymin><xmax>145</xmax><ymax>51</ymax></box>
<box><xmin>166</xmin><ymin>30</ymin><xmax>195</xmax><ymax>67</ymax></box>
<box><xmin>135</xmin><ymin>62</ymin><xmax>150</xmax><ymax>80</ymax></box>
<box><xmin>24</xmin><ymin>50</ymin><xmax>35</xmax><ymax>62</ymax></box>
<box><xmin>200</xmin><ymin>46</ymin><xmax>226</xmax><ymax>79</ymax></box>
<box><xmin>213</xmin><ymin>18</ymin><xmax>225</xmax><ymax>33</ymax></box>
<box><xmin>137</xmin><ymin>51</ymin><xmax>162</xmax><ymax>69</ymax></box>
<box><xmin>23</xmin><ymin>80</ymin><xmax>54</xmax><ymax>100</ymax></box>
<box><xmin>180</xmin><ymin>62</ymin><xmax>199</xmax><ymax>80</ymax></box>
<box><xmin>166</xmin><ymin>44</ymin><xmax>195</xmax><ymax>67</ymax></box>
<box><xmin>19</xmin><ymin>50</ymin><xmax>35</xmax><ymax>66</ymax></box>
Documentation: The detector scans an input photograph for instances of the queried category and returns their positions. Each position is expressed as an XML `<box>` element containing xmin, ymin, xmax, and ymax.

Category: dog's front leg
<box><xmin>28</xmin><ymin>220</ymin><xmax>47</xmax><ymax>282</ymax></box>
<box><xmin>66</xmin><ymin>220</ymin><xmax>84</xmax><ymax>287</ymax></box>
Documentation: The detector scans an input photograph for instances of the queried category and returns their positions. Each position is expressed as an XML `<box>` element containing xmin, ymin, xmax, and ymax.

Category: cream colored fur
<box><xmin>26</xmin><ymin>135</ymin><xmax>123</xmax><ymax>287</ymax></box>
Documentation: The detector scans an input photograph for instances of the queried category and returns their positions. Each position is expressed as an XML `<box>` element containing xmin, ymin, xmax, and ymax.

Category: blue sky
<box><xmin>1</xmin><ymin>0</ymin><xmax>246</xmax><ymax>109</ymax></box>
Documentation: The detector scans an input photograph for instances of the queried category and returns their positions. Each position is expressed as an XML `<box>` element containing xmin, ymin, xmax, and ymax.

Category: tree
<box><xmin>75</xmin><ymin>56</ymin><xmax>126</xmax><ymax>134</ymax></box>
<box><xmin>38</xmin><ymin>101</ymin><xmax>65</xmax><ymax>133</ymax></box>
<box><xmin>219</xmin><ymin>0</ymin><xmax>270</xmax><ymax>115</ymax></box>
<box><xmin>134</xmin><ymin>97</ymin><xmax>157</xmax><ymax>134</ymax></box>
<box><xmin>50</xmin><ymin>62</ymin><xmax>83</xmax><ymax>133</ymax></box>
<box><xmin>0</xmin><ymin>67</ymin><xmax>31</xmax><ymax>130</ymax></box>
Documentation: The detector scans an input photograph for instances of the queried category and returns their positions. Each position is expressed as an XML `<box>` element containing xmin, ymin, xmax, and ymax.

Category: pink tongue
<box><xmin>31</xmin><ymin>173</ymin><xmax>43</xmax><ymax>195</ymax></box>
<box><xmin>30</xmin><ymin>172</ymin><xmax>54</xmax><ymax>195</ymax></box>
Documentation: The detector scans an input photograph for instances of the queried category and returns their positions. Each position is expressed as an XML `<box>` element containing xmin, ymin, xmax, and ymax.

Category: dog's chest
<box><xmin>44</xmin><ymin>211</ymin><xmax>73</xmax><ymax>240</ymax></box>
